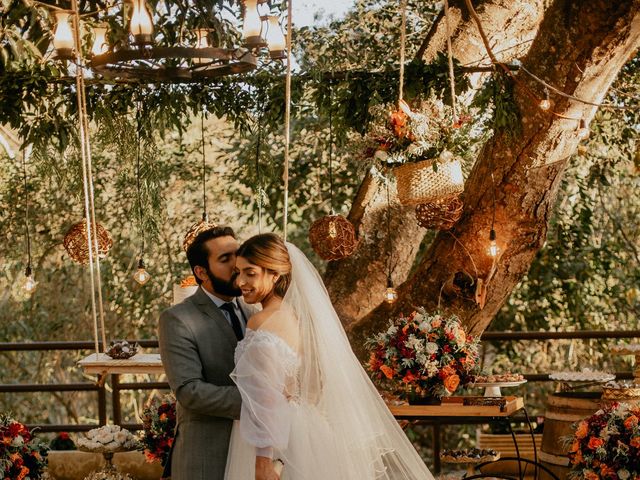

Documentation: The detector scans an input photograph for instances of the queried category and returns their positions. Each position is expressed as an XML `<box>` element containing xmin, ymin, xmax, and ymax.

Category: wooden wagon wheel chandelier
<box><xmin>50</xmin><ymin>0</ymin><xmax>286</xmax><ymax>83</ymax></box>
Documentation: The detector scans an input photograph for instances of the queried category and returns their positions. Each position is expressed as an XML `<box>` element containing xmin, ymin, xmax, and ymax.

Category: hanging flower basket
<box><xmin>309</xmin><ymin>214</ymin><xmax>358</xmax><ymax>261</ymax></box>
<box><xmin>415</xmin><ymin>195</ymin><xmax>464</xmax><ymax>230</ymax></box>
<box><xmin>394</xmin><ymin>158</ymin><xmax>464</xmax><ymax>206</ymax></box>
<box><xmin>64</xmin><ymin>219</ymin><xmax>113</xmax><ymax>265</ymax></box>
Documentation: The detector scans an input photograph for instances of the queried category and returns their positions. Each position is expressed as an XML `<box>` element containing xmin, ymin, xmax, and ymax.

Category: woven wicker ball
<box><xmin>415</xmin><ymin>196</ymin><xmax>464</xmax><ymax>230</ymax></box>
<box><xmin>309</xmin><ymin>215</ymin><xmax>358</xmax><ymax>261</ymax></box>
<box><xmin>182</xmin><ymin>219</ymin><xmax>219</xmax><ymax>252</ymax></box>
<box><xmin>63</xmin><ymin>219</ymin><xmax>113</xmax><ymax>265</ymax></box>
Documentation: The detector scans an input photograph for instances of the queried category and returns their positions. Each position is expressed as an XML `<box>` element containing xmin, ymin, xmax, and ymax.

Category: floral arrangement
<box><xmin>76</xmin><ymin>425</ymin><xmax>139</xmax><ymax>453</ymax></box>
<box><xmin>568</xmin><ymin>402</ymin><xmax>640</xmax><ymax>479</ymax></box>
<box><xmin>139</xmin><ymin>395</ymin><xmax>176</xmax><ymax>465</ymax></box>
<box><xmin>365</xmin><ymin>309</ymin><xmax>480</xmax><ymax>399</ymax></box>
<box><xmin>0</xmin><ymin>413</ymin><xmax>48</xmax><ymax>480</ymax></box>
<box><xmin>360</xmin><ymin>98</ymin><xmax>473</xmax><ymax>166</ymax></box>
<box><xmin>49</xmin><ymin>431</ymin><xmax>76</xmax><ymax>450</ymax></box>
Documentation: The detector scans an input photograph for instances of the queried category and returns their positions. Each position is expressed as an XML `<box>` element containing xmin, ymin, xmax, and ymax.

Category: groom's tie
<box><xmin>220</xmin><ymin>302</ymin><xmax>244</xmax><ymax>341</ymax></box>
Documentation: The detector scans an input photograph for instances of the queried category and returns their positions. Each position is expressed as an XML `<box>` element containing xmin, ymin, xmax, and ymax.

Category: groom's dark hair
<box><xmin>186</xmin><ymin>226</ymin><xmax>236</xmax><ymax>284</ymax></box>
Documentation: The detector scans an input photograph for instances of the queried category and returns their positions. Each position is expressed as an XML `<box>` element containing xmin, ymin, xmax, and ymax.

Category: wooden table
<box><xmin>78</xmin><ymin>353</ymin><xmax>164</xmax><ymax>375</ymax></box>
<box><xmin>78</xmin><ymin>353</ymin><xmax>166</xmax><ymax>425</ymax></box>
<box><xmin>389</xmin><ymin>396</ymin><xmax>555</xmax><ymax>480</ymax></box>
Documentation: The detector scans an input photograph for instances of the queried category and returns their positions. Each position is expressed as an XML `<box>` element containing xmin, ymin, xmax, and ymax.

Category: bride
<box><xmin>224</xmin><ymin>233</ymin><xmax>435</xmax><ymax>480</ymax></box>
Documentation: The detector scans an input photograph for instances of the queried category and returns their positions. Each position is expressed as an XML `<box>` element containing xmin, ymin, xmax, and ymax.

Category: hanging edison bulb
<box><xmin>23</xmin><ymin>266</ymin><xmax>37</xmax><ymax>294</ymax></box>
<box><xmin>91</xmin><ymin>26</ymin><xmax>108</xmax><ymax>56</ymax></box>
<box><xmin>539</xmin><ymin>88</ymin><xmax>551</xmax><ymax>111</ymax></box>
<box><xmin>193</xmin><ymin>28</ymin><xmax>210</xmax><ymax>65</ymax></box>
<box><xmin>242</xmin><ymin>0</ymin><xmax>264</xmax><ymax>48</ymax></box>
<box><xmin>133</xmin><ymin>258</ymin><xmax>151</xmax><ymax>285</ymax></box>
<box><xmin>53</xmin><ymin>11</ymin><xmax>75</xmax><ymax>59</ymax></box>
<box><xmin>265</xmin><ymin>16</ymin><xmax>286</xmax><ymax>59</ymax></box>
<box><xmin>576</xmin><ymin>118</ymin><xmax>590</xmax><ymax>141</ymax></box>
<box><xmin>487</xmin><ymin>229</ymin><xmax>500</xmax><ymax>258</ymax></box>
<box><xmin>384</xmin><ymin>278</ymin><xmax>398</xmax><ymax>304</ymax></box>
<box><xmin>130</xmin><ymin>0</ymin><xmax>154</xmax><ymax>46</ymax></box>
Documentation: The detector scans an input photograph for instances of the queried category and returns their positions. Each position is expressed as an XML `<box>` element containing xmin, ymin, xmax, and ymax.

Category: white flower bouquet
<box><xmin>77</xmin><ymin>425</ymin><xmax>140</xmax><ymax>453</ymax></box>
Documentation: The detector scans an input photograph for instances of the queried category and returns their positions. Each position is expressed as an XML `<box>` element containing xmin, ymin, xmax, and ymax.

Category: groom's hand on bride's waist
<box><xmin>255</xmin><ymin>456</ymin><xmax>280</xmax><ymax>480</ymax></box>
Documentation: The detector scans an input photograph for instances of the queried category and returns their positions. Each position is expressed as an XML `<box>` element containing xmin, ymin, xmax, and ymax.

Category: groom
<box><xmin>158</xmin><ymin>226</ymin><xmax>254</xmax><ymax>479</ymax></box>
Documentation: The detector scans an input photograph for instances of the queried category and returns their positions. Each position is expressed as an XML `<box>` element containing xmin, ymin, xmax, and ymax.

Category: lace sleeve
<box><xmin>231</xmin><ymin>333</ymin><xmax>293</xmax><ymax>458</ymax></box>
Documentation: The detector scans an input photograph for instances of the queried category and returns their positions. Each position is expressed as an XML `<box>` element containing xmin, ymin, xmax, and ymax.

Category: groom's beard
<box><xmin>208</xmin><ymin>268</ymin><xmax>242</xmax><ymax>297</ymax></box>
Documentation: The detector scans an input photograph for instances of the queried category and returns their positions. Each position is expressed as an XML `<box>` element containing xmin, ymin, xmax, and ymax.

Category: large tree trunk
<box><xmin>324</xmin><ymin>0</ymin><xmax>546</xmax><ymax>328</ymax></box>
<box><xmin>347</xmin><ymin>0</ymin><xmax>640</xmax><ymax>359</ymax></box>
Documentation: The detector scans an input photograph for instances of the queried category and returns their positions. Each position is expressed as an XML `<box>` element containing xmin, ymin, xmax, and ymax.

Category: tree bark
<box><xmin>348</xmin><ymin>0</ymin><xmax>640</xmax><ymax>359</ymax></box>
<box><xmin>324</xmin><ymin>0</ymin><xmax>546</xmax><ymax>328</ymax></box>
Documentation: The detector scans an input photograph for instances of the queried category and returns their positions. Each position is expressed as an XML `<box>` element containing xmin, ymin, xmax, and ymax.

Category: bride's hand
<box><xmin>255</xmin><ymin>456</ymin><xmax>280</xmax><ymax>480</ymax></box>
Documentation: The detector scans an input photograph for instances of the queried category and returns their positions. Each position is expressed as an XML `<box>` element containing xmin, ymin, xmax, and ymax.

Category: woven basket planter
<box><xmin>63</xmin><ymin>219</ymin><xmax>113</xmax><ymax>265</ymax></box>
<box><xmin>415</xmin><ymin>195</ymin><xmax>463</xmax><ymax>230</ymax></box>
<box><xmin>309</xmin><ymin>214</ymin><xmax>358</xmax><ymax>261</ymax></box>
<box><xmin>394</xmin><ymin>158</ymin><xmax>464</xmax><ymax>206</ymax></box>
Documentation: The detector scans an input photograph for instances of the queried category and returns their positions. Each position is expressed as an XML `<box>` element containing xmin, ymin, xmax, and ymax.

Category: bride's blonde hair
<box><xmin>237</xmin><ymin>233</ymin><xmax>292</xmax><ymax>298</ymax></box>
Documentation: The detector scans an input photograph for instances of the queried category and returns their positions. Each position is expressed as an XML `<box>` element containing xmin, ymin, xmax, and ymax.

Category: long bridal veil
<box><xmin>280</xmin><ymin>242</ymin><xmax>435</xmax><ymax>479</ymax></box>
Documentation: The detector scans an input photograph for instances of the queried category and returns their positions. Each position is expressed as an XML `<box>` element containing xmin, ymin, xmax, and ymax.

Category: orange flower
<box><xmin>402</xmin><ymin>324</ymin><xmax>410</xmax><ymax>334</ymax></box>
<box><xmin>431</xmin><ymin>319</ymin><xmax>442</xmax><ymax>328</ymax></box>
<box><xmin>380</xmin><ymin>365</ymin><xmax>395</xmax><ymax>380</ymax></box>
<box><xmin>600</xmin><ymin>465</ymin><xmax>616</xmax><ymax>478</ymax></box>
<box><xmin>630</xmin><ymin>436</ymin><xmax>640</xmax><ymax>448</ymax></box>
<box><xmin>159</xmin><ymin>413</ymin><xmax>167</xmax><ymax>421</ymax></box>
<box><xmin>575</xmin><ymin>420</ymin><xmax>589</xmax><ymax>439</ymax></box>
<box><xmin>624</xmin><ymin>415</ymin><xmax>639</xmax><ymax>430</ymax></box>
<box><xmin>16</xmin><ymin>466</ymin><xmax>29</xmax><ymax>480</ymax></box>
<box><xmin>571</xmin><ymin>448</ymin><xmax>583</xmax><ymax>465</ymax></box>
<box><xmin>587</xmin><ymin>436</ymin><xmax>604</xmax><ymax>450</ymax></box>
<box><xmin>568</xmin><ymin>439</ymin><xmax>580</xmax><ymax>453</ymax></box>
<box><xmin>144</xmin><ymin>450</ymin><xmax>156</xmax><ymax>463</ymax></box>
<box><xmin>583</xmin><ymin>470</ymin><xmax>599</xmax><ymax>480</ymax></box>
<box><xmin>444</xmin><ymin>374</ymin><xmax>460</xmax><ymax>393</ymax></box>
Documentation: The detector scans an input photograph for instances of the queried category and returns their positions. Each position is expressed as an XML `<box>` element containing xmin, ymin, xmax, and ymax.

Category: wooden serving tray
<box><xmin>388</xmin><ymin>396</ymin><xmax>524</xmax><ymax>417</ymax></box>
<box><xmin>78</xmin><ymin>353</ymin><xmax>164</xmax><ymax>374</ymax></box>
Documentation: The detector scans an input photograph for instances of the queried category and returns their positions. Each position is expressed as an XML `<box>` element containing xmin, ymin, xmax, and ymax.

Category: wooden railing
<box><xmin>1</xmin><ymin>330</ymin><xmax>638</xmax><ymax>433</ymax></box>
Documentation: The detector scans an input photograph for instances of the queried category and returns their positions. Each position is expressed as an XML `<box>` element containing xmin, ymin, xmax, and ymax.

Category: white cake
<box><xmin>172</xmin><ymin>276</ymin><xmax>198</xmax><ymax>305</ymax></box>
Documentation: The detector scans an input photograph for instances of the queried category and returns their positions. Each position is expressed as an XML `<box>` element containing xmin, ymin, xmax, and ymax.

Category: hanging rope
<box><xmin>255</xmin><ymin>89</ymin><xmax>265</xmax><ymax>233</ymax></box>
<box><xmin>444</xmin><ymin>0</ymin><xmax>458</xmax><ymax>121</ymax></box>
<box><xmin>200</xmin><ymin>107</ymin><xmax>208</xmax><ymax>221</ymax></box>
<box><xmin>328</xmin><ymin>85</ymin><xmax>335</xmax><ymax>215</ymax></box>
<box><xmin>282</xmin><ymin>0</ymin><xmax>293</xmax><ymax>240</ymax></box>
<box><xmin>71</xmin><ymin>0</ymin><xmax>107</xmax><ymax>356</ymax></box>
<box><xmin>21</xmin><ymin>149</ymin><xmax>32</xmax><ymax>270</ymax></box>
<box><xmin>136</xmin><ymin>97</ymin><xmax>145</xmax><ymax>257</ymax></box>
<box><xmin>398</xmin><ymin>0</ymin><xmax>407</xmax><ymax>105</ymax></box>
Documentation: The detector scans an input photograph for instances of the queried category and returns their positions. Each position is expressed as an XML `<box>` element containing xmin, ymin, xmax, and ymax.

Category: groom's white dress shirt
<box><xmin>202</xmin><ymin>289</ymin><xmax>246</xmax><ymax>335</ymax></box>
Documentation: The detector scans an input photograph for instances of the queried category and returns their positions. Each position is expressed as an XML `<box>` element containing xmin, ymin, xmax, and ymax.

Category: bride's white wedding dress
<box><xmin>224</xmin><ymin>243</ymin><xmax>435</xmax><ymax>479</ymax></box>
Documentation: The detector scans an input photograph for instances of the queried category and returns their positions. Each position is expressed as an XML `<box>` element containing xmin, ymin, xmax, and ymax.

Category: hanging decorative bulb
<box><xmin>265</xmin><ymin>16</ymin><xmax>286</xmax><ymax>59</ymax></box>
<box><xmin>242</xmin><ymin>0</ymin><xmax>265</xmax><ymax>48</ymax></box>
<box><xmin>130</xmin><ymin>0</ymin><xmax>154</xmax><ymax>46</ymax></box>
<box><xmin>328</xmin><ymin>219</ymin><xmax>337</xmax><ymax>239</ymax></box>
<box><xmin>193</xmin><ymin>28</ymin><xmax>210</xmax><ymax>65</ymax></box>
<box><xmin>23</xmin><ymin>266</ymin><xmax>37</xmax><ymax>294</ymax></box>
<box><xmin>384</xmin><ymin>277</ymin><xmax>398</xmax><ymax>304</ymax></box>
<box><xmin>133</xmin><ymin>258</ymin><xmax>151</xmax><ymax>285</ymax></box>
<box><xmin>487</xmin><ymin>229</ymin><xmax>500</xmax><ymax>258</ymax></box>
<box><xmin>576</xmin><ymin>118</ymin><xmax>590</xmax><ymax>141</ymax></box>
<box><xmin>539</xmin><ymin>87</ymin><xmax>551</xmax><ymax>111</ymax></box>
<box><xmin>53</xmin><ymin>11</ymin><xmax>75</xmax><ymax>59</ymax></box>
<box><xmin>91</xmin><ymin>26</ymin><xmax>108</xmax><ymax>56</ymax></box>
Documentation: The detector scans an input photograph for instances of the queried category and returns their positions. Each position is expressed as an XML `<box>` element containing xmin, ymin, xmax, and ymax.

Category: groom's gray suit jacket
<box><xmin>158</xmin><ymin>286</ymin><xmax>253</xmax><ymax>480</ymax></box>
